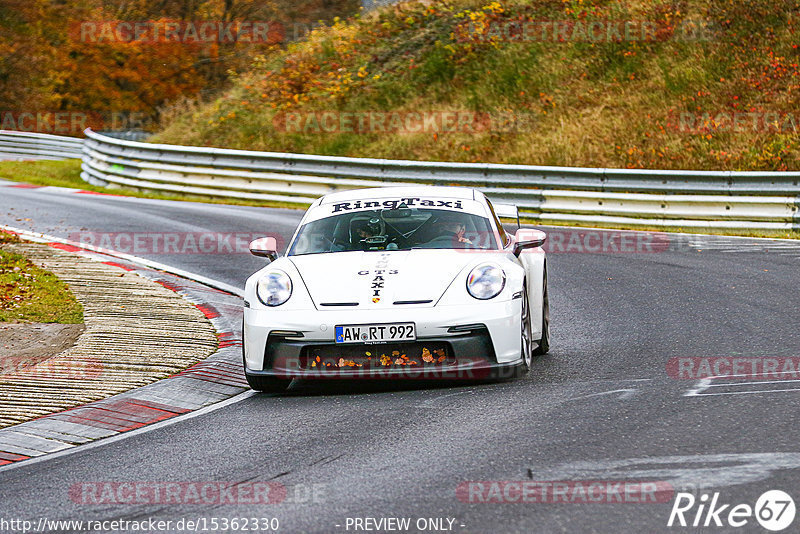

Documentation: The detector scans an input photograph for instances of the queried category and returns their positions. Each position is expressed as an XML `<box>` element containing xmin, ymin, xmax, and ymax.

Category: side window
<box><xmin>485</xmin><ymin>200</ymin><xmax>510</xmax><ymax>248</ymax></box>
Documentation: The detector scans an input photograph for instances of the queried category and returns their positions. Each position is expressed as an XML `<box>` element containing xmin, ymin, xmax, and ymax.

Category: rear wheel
<box><xmin>532</xmin><ymin>266</ymin><xmax>550</xmax><ymax>356</ymax></box>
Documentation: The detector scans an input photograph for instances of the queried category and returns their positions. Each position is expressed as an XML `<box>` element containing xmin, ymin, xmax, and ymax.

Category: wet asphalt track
<box><xmin>1</xmin><ymin>181</ymin><xmax>800</xmax><ymax>533</ymax></box>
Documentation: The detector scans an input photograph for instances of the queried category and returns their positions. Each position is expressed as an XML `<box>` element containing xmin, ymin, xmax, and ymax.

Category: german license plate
<box><xmin>335</xmin><ymin>323</ymin><xmax>416</xmax><ymax>344</ymax></box>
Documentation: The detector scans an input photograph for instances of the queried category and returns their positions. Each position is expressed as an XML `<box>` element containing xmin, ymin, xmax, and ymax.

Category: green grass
<box><xmin>0</xmin><ymin>233</ymin><xmax>84</xmax><ymax>323</ymax></box>
<box><xmin>0</xmin><ymin>159</ymin><xmax>305</xmax><ymax>210</ymax></box>
<box><xmin>0</xmin><ymin>160</ymin><xmax>89</xmax><ymax>189</ymax></box>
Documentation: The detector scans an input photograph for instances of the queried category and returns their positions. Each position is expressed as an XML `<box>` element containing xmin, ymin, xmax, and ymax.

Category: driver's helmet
<box><xmin>349</xmin><ymin>214</ymin><xmax>387</xmax><ymax>249</ymax></box>
<box><xmin>348</xmin><ymin>215</ymin><xmax>380</xmax><ymax>243</ymax></box>
<box><xmin>365</xmin><ymin>217</ymin><xmax>382</xmax><ymax>236</ymax></box>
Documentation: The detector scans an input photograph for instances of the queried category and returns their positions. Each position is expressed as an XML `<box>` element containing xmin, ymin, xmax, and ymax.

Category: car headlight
<box><xmin>466</xmin><ymin>263</ymin><xmax>506</xmax><ymax>300</ymax></box>
<box><xmin>256</xmin><ymin>270</ymin><xmax>292</xmax><ymax>306</ymax></box>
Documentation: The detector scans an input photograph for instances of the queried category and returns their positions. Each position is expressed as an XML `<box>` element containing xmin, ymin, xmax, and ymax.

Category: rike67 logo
<box><xmin>668</xmin><ymin>490</ymin><xmax>796</xmax><ymax>531</ymax></box>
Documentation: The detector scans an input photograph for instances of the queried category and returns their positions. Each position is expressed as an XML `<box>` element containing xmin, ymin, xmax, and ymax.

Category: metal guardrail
<box><xmin>95</xmin><ymin>130</ymin><xmax>152</xmax><ymax>142</ymax></box>
<box><xmin>0</xmin><ymin>131</ymin><xmax>84</xmax><ymax>161</ymax></box>
<box><xmin>80</xmin><ymin>129</ymin><xmax>799</xmax><ymax>231</ymax></box>
<box><xmin>1</xmin><ymin>129</ymin><xmax>796</xmax><ymax>230</ymax></box>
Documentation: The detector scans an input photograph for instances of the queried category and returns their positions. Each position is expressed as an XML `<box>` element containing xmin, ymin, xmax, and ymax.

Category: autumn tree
<box><xmin>0</xmin><ymin>0</ymin><xmax>358</xmax><ymax>134</ymax></box>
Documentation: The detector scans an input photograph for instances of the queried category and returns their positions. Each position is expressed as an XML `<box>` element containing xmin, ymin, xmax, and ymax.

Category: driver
<box><xmin>349</xmin><ymin>216</ymin><xmax>397</xmax><ymax>250</ymax></box>
<box><xmin>425</xmin><ymin>213</ymin><xmax>473</xmax><ymax>247</ymax></box>
<box><xmin>350</xmin><ymin>217</ymin><xmax>380</xmax><ymax>244</ymax></box>
<box><xmin>360</xmin><ymin>217</ymin><xmax>382</xmax><ymax>240</ymax></box>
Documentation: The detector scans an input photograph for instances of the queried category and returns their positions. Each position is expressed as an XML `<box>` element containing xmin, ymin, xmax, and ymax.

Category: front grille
<box><xmin>299</xmin><ymin>341</ymin><xmax>454</xmax><ymax>370</ymax></box>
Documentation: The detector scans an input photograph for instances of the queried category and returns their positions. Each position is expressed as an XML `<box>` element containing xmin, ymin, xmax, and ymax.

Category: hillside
<box><xmin>154</xmin><ymin>0</ymin><xmax>800</xmax><ymax>171</ymax></box>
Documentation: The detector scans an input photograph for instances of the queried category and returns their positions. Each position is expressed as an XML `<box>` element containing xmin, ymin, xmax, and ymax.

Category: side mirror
<box><xmin>512</xmin><ymin>229</ymin><xmax>546</xmax><ymax>257</ymax></box>
<box><xmin>249</xmin><ymin>237</ymin><xmax>279</xmax><ymax>261</ymax></box>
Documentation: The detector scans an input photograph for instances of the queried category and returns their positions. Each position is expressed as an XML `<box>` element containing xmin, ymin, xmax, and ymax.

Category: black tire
<box><xmin>532</xmin><ymin>265</ymin><xmax>550</xmax><ymax>356</ymax></box>
<box><xmin>245</xmin><ymin>374</ymin><xmax>292</xmax><ymax>393</ymax></box>
<box><xmin>517</xmin><ymin>284</ymin><xmax>533</xmax><ymax>376</ymax></box>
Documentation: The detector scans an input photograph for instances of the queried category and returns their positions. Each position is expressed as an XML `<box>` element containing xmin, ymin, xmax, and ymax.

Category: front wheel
<box><xmin>245</xmin><ymin>374</ymin><xmax>292</xmax><ymax>393</ymax></box>
<box><xmin>532</xmin><ymin>265</ymin><xmax>550</xmax><ymax>356</ymax></box>
<box><xmin>517</xmin><ymin>284</ymin><xmax>533</xmax><ymax>376</ymax></box>
<box><xmin>243</xmin><ymin>323</ymin><xmax>292</xmax><ymax>393</ymax></box>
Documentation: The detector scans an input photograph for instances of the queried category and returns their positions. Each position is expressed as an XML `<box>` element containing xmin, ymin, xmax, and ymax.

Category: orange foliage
<box><xmin>0</xmin><ymin>0</ymin><xmax>358</xmax><ymax>133</ymax></box>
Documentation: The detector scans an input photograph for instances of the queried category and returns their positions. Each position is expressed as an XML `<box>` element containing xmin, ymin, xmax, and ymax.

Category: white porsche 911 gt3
<box><xmin>242</xmin><ymin>186</ymin><xmax>549</xmax><ymax>392</ymax></box>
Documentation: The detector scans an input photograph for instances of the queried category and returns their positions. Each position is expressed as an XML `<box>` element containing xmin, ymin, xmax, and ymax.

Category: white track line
<box><xmin>0</xmin><ymin>391</ymin><xmax>256</xmax><ymax>472</ymax></box>
<box><xmin>0</xmin><ymin>224</ymin><xmax>244</xmax><ymax>297</ymax></box>
<box><xmin>708</xmin><ymin>378</ymin><xmax>800</xmax><ymax>387</ymax></box>
<box><xmin>689</xmin><ymin>388</ymin><xmax>800</xmax><ymax>397</ymax></box>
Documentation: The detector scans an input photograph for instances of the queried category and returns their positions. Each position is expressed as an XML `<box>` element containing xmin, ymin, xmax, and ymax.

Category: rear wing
<box><xmin>492</xmin><ymin>203</ymin><xmax>520</xmax><ymax>229</ymax></box>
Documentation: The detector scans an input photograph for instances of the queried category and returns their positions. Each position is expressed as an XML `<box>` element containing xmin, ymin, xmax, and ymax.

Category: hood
<box><xmin>289</xmin><ymin>250</ymin><xmax>477</xmax><ymax>309</ymax></box>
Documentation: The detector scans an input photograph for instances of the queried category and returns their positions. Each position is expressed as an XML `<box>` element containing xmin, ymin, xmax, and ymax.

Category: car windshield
<box><xmin>288</xmin><ymin>207</ymin><xmax>498</xmax><ymax>255</ymax></box>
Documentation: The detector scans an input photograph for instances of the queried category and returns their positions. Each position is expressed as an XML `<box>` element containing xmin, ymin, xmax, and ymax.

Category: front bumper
<box><xmin>245</xmin><ymin>359</ymin><xmax>523</xmax><ymax>380</ymax></box>
<box><xmin>244</xmin><ymin>299</ymin><xmax>522</xmax><ymax>377</ymax></box>
<box><xmin>246</xmin><ymin>327</ymin><xmax>520</xmax><ymax>380</ymax></box>
<box><xmin>244</xmin><ymin>300</ymin><xmax>524</xmax><ymax>380</ymax></box>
